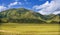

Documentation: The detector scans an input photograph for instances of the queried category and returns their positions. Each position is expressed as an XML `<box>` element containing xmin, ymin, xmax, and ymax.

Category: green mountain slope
<box><xmin>0</xmin><ymin>8</ymin><xmax>46</xmax><ymax>23</ymax></box>
<box><xmin>0</xmin><ymin>8</ymin><xmax>60</xmax><ymax>24</ymax></box>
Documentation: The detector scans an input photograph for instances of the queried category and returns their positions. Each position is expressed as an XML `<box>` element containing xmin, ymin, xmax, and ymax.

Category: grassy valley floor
<box><xmin>0</xmin><ymin>23</ymin><xmax>60</xmax><ymax>35</ymax></box>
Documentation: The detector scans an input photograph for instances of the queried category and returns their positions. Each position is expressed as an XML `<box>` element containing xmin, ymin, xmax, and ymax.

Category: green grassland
<box><xmin>0</xmin><ymin>23</ymin><xmax>60</xmax><ymax>35</ymax></box>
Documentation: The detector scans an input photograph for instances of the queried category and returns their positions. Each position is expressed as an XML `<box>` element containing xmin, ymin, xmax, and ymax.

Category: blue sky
<box><xmin>0</xmin><ymin>0</ymin><xmax>51</xmax><ymax>9</ymax></box>
<box><xmin>0</xmin><ymin>0</ymin><xmax>60</xmax><ymax>15</ymax></box>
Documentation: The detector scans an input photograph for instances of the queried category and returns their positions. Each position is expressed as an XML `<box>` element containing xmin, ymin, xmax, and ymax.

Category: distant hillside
<box><xmin>0</xmin><ymin>8</ymin><xmax>60</xmax><ymax>24</ymax></box>
<box><xmin>44</xmin><ymin>14</ymin><xmax>60</xmax><ymax>24</ymax></box>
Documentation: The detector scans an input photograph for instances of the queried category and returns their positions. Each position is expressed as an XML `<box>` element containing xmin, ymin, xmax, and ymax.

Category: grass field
<box><xmin>0</xmin><ymin>23</ymin><xmax>60</xmax><ymax>35</ymax></box>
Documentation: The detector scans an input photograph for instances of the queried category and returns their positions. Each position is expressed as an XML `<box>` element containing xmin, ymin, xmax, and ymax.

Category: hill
<box><xmin>0</xmin><ymin>8</ymin><xmax>60</xmax><ymax>24</ymax></box>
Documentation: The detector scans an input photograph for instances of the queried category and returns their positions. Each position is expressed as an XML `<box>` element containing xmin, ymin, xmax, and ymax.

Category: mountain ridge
<box><xmin>0</xmin><ymin>8</ymin><xmax>60</xmax><ymax>24</ymax></box>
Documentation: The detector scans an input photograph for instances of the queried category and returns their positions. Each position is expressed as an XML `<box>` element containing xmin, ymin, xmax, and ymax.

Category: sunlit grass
<box><xmin>0</xmin><ymin>23</ymin><xmax>60</xmax><ymax>35</ymax></box>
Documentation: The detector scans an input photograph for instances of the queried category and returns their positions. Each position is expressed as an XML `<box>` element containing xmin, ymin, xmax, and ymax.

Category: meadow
<box><xmin>0</xmin><ymin>23</ymin><xmax>60</xmax><ymax>35</ymax></box>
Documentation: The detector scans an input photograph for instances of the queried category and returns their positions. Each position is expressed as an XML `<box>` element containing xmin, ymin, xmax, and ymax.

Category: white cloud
<box><xmin>33</xmin><ymin>0</ymin><xmax>60</xmax><ymax>15</ymax></box>
<box><xmin>53</xmin><ymin>11</ymin><xmax>60</xmax><ymax>15</ymax></box>
<box><xmin>10</xmin><ymin>2</ymin><xmax>18</xmax><ymax>6</ymax></box>
<box><xmin>33</xmin><ymin>1</ymin><xmax>49</xmax><ymax>10</ymax></box>
<box><xmin>8</xmin><ymin>2</ymin><xmax>18</xmax><ymax>8</ymax></box>
<box><xmin>0</xmin><ymin>6</ymin><xmax>7</xmax><ymax>12</ymax></box>
<box><xmin>8</xmin><ymin>1</ymin><xmax>22</xmax><ymax>8</ymax></box>
<box><xmin>0</xmin><ymin>0</ymin><xmax>22</xmax><ymax>12</ymax></box>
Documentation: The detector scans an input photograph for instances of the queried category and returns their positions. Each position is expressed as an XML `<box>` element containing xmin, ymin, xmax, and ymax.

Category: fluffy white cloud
<box><xmin>0</xmin><ymin>0</ymin><xmax>21</xmax><ymax>12</ymax></box>
<box><xmin>53</xmin><ymin>11</ymin><xmax>60</xmax><ymax>15</ymax></box>
<box><xmin>33</xmin><ymin>1</ymin><xmax>49</xmax><ymax>10</ymax></box>
<box><xmin>0</xmin><ymin>6</ymin><xmax>7</xmax><ymax>12</ymax></box>
<box><xmin>33</xmin><ymin>0</ymin><xmax>60</xmax><ymax>15</ymax></box>
<box><xmin>8</xmin><ymin>1</ymin><xmax>22</xmax><ymax>8</ymax></box>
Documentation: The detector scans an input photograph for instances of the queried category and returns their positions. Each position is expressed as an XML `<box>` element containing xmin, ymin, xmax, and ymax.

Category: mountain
<box><xmin>50</xmin><ymin>14</ymin><xmax>60</xmax><ymax>24</ymax></box>
<box><xmin>0</xmin><ymin>8</ymin><xmax>46</xmax><ymax>23</ymax></box>
<box><xmin>44</xmin><ymin>14</ymin><xmax>60</xmax><ymax>24</ymax></box>
<box><xmin>0</xmin><ymin>8</ymin><xmax>60</xmax><ymax>24</ymax></box>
